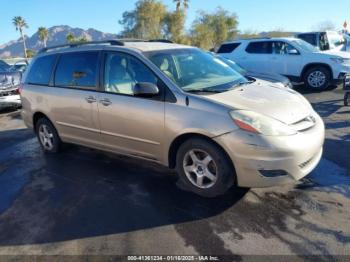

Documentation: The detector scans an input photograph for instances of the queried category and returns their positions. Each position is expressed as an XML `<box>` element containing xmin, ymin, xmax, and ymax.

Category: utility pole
<box><xmin>343</xmin><ymin>21</ymin><xmax>348</xmax><ymax>33</ymax></box>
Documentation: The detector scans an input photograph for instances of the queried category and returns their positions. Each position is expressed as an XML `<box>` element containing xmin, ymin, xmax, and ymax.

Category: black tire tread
<box><xmin>175</xmin><ymin>138</ymin><xmax>235</xmax><ymax>198</ymax></box>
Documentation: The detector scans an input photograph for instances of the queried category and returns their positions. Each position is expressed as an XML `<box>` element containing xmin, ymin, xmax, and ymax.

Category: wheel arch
<box><xmin>301</xmin><ymin>63</ymin><xmax>333</xmax><ymax>80</ymax></box>
<box><xmin>168</xmin><ymin>133</ymin><xmax>235</xmax><ymax>173</ymax></box>
<box><xmin>33</xmin><ymin>112</ymin><xmax>54</xmax><ymax>131</ymax></box>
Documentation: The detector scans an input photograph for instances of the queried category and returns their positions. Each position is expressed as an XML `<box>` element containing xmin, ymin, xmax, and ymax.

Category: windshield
<box><xmin>216</xmin><ymin>56</ymin><xmax>248</xmax><ymax>75</ymax></box>
<box><xmin>145</xmin><ymin>48</ymin><xmax>249</xmax><ymax>92</ymax></box>
<box><xmin>327</xmin><ymin>32</ymin><xmax>346</xmax><ymax>48</ymax></box>
<box><xmin>291</xmin><ymin>39</ymin><xmax>319</xmax><ymax>52</ymax></box>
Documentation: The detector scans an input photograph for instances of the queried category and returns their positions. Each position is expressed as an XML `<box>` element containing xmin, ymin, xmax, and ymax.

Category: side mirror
<box><xmin>288</xmin><ymin>49</ymin><xmax>299</xmax><ymax>55</ymax></box>
<box><xmin>133</xmin><ymin>82</ymin><xmax>159</xmax><ymax>97</ymax></box>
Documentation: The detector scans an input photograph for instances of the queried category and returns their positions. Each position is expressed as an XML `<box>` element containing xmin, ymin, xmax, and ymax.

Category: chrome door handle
<box><xmin>100</xmin><ymin>98</ymin><xmax>112</xmax><ymax>106</ymax></box>
<box><xmin>85</xmin><ymin>96</ymin><xmax>96</xmax><ymax>103</ymax></box>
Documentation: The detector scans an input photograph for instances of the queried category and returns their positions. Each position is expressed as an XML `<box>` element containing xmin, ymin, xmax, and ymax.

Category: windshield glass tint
<box><xmin>216</xmin><ymin>56</ymin><xmax>247</xmax><ymax>75</ymax></box>
<box><xmin>146</xmin><ymin>48</ymin><xmax>248</xmax><ymax>92</ymax></box>
<box><xmin>291</xmin><ymin>39</ymin><xmax>319</xmax><ymax>52</ymax></box>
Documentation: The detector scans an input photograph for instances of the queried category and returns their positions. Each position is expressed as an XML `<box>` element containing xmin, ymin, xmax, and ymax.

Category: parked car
<box><xmin>296</xmin><ymin>31</ymin><xmax>349</xmax><ymax>52</ymax></box>
<box><xmin>21</xmin><ymin>40</ymin><xmax>324</xmax><ymax>197</ymax></box>
<box><xmin>0</xmin><ymin>60</ymin><xmax>11</xmax><ymax>72</ymax></box>
<box><xmin>217</xmin><ymin>37</ymin><xmax>350</xmax><ymax>90</ymax></box>
<box><xmin>214</xmin><ymin>55</ymin><xmax>293</xmax><ymax>89</ymax></box>
<box><xmin>0</xmin><ymin>62</ymin><xmax>24</xmax><ymax>110</ymax></box>
<box><xmin>8</xmin><ymin>60</ymin><xmax>28</xmax><ymax>73</ymax></box>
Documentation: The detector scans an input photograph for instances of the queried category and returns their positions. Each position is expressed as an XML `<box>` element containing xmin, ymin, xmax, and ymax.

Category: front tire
<box><xmin>303</xmin><ymin>66</ymin><xmax>331</xmax><ymax>91</ymax></box>
<box><xmin>176</xmin><ymin>138</ymin><xmax>235</xmax><ymax>198</ymax></box>
<box><xmin>345</xmin><ymin>92</ymin><xmax>350</xmax><ymax>106</ymax></box>
<box><xmin>35</xmin><ymin>118</ymin><xmax>61</xmax><ymax>153</ymax></box>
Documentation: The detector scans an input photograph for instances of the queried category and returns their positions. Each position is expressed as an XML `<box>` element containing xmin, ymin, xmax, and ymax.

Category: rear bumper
<box><xmin>214</xmin><ymin>113</ymin><xmax>325</xmax><ymax>188</ymax></box>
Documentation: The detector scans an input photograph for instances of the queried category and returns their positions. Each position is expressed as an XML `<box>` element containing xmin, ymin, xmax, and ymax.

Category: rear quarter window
<box><xmin>246</xmin><ymin>41</ymin><xmax>272</xmax><ymax>54</ymax></box>
<box><xmin>217</xmin><ymin>43</ymin><xmax>241</xmax><ymax>53</ymax></box>
<box><xmin>298</xmin><ymin>34</ymin><xmax>317</xmax><ymax>46</ymax></box>
<box><xmin>25</xmin><ymin>55</ymin><xmax>57</xmax><ymax>85</ymax></box>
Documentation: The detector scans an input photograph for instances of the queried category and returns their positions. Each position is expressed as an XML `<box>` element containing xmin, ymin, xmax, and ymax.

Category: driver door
<box><xmin>269</xmin><ymin>41</ymin><xmax>302</xmax><ymax>78</ymax></box>
<box><xmin>97</xmin><ymin>51</ymin><xmax>165</xmax><ymax>161</ymax></box>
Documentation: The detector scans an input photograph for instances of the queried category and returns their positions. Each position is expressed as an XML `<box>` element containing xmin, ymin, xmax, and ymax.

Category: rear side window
<box><xmin>298</xmin><ymin>34</ymin><xmax>317</xmax><ymax>46</ymax></box>
<box><xmin>26</xmin><ymin>55</ymin><xmax>57</xmax><ymax>85</ymax></box>
<box><xmin>217</xmin><ymin>43</ymin><xmax>241</xmax><ymax>53</ymax></box>
<box><xmin>54</xmin><ymin>52</ymin><xmax>99</xmax><ymax>88</ymax></box>
<box><xmin>246</xmin><ymin>41</ymin><xmax>272</xmax><ymax>54</ymax></box>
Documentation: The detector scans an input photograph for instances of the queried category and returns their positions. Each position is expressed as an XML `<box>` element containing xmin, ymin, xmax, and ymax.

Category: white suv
<box><xmin>217</xmin><ymin>37</ymin><xmax>350</xmax><ymax>90</ymax></box>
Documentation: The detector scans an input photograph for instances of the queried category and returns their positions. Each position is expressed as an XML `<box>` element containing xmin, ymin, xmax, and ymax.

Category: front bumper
<box><xmin>214</xmin><ymin>113</ymin><xmax>325</xmax><ymax>188</ymax></box>
<box><xmin>333</xmin><ymin>64</ymin><xmax>350</xmax><ymax>83</ymax></box>
<box><xmin>0</xmin><ymin>94</ymin><xmax>21</xmax><ymax>110</ymax></box>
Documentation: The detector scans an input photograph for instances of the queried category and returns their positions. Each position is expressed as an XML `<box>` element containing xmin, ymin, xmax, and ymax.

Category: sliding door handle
<box><xmin>100</xmin><ymin>98</ymin><xmax>112</xmax><ymax>106</ymax></box>
<box><xmin>85</xmin><ymin>96</ymin><xmax>97</xmax><ymax>103</ymax></box>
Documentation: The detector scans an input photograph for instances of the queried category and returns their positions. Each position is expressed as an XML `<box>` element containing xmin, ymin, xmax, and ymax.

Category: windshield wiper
<box><xmin>229</xmin><ymin>80</ymin><xmax>254</xmax><ymax>90</ymax></box>
<box><xmin>184</xmin><ymin>88</ymin><xmax>221</xmax><ymax>93</ymax></box>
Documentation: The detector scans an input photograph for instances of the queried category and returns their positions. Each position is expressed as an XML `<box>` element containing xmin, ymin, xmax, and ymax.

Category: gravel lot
<box><xmin>0</xmin><ymin>86</ymin><xmax>349</xmax><ymax>258</ymax></box>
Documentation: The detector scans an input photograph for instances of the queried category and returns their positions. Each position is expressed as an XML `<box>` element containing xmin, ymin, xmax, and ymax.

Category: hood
<box><xmin>206</xmin><ymin>83</ymin><xmax>312</xmax><ymax>125</ymax></box>
<box><xmin>247</xmin><ymin>71</ymin><xmax>290</xmax><ymax>85</ymax></box>
<box><xmin>321</xmin><ymin>50</ymin><xmax>350</xmax><ymax>58</ymax></box>
<box><xmin>252</xmin><ymin>78</ymin><xmax>290</xmax><ymax>89</ymax></box>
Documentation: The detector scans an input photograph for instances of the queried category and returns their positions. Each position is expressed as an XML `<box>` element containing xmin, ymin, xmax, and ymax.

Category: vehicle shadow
<box><xmin>0</xmin><ymin>128</ymin><xmax>248</xmax><ymax>246</ymax></box>
<box><xmin>293</xmin><ymin>85</ymin><xmax>344</xmax><ymax>117</ymax></box>
<box><xmin>0</xmin><ymin>107</ymin><xmax>21</xmax><ymax>116</ymax></box>
<box><xmin>293</xmin><ymin>84</ymin><xmax>339</xmax><ymax>95</ymax></box>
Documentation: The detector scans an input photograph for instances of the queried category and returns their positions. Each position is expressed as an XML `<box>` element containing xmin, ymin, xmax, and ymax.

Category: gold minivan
<box><xmin>20</xmin><ymin>40</ymin><xmax>325</xmax><ymax>197</ymax></box>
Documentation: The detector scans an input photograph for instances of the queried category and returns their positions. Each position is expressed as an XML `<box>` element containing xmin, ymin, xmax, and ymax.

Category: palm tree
<box><xmin>38</xmin><ymin>27</ymin><xmax>49</xmax><ymax>47</ymax></box>
<box><xmin>66</xmin><ymin>32</ymin><xmax>76</xmax><ymax>43</ymax></box>
<box><xmin>173</xmin><ymin>0</ymin><xmax>189</xmax><ymax>11</ymax></box>
<box><xmin>12</xmin><ymin>16</ymin><xmax>28</xmax><ymax>58</ymax></box>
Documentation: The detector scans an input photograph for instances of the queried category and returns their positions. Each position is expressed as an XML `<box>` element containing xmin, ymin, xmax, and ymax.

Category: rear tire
<box><xmin>176</xmin><ymin>138</ymin><xmax>235</xmax><ymax>198</ymax></box>
<box><xmin>35</xmin><ymin>118</ymin><xmax>61</xmax><ymax>153</ymax></box>
<box><xmin>303</xmin><ymin>66</ymin><xmax>331</xmax><ymax>91</ymax></box>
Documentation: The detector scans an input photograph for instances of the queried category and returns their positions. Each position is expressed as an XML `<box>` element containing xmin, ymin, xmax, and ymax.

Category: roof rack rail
<box><xmin>235</xmin><ymin>37</ymin><xmax>271</xmax><ymax>40</ymax></box>
<box><xmin>38</xmin><ymin>40</ymin><xmax>125</xmax><ymax>54</ymax></box>
<box><xmin>148</xmin><ymin>39</ymin><xmax>173</xmax><ymax>43</ymax></box>
<box><xmin>38</xmin><ymin>38</ymin><xmax>175</xmax><ymax>54</ymax></box>
<box><xmin>119</xmin><ymin>38</ymin><xmax>173</xmax><ymax>43</ymax></box>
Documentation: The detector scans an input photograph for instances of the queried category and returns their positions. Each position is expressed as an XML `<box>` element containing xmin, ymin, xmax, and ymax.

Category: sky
<box><xmin>1</xmin><ymin>0</ymin><xmax>349</xmax><ymax>44</ymax></box>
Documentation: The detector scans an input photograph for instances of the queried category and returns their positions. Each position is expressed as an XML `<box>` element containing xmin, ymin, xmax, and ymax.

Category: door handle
<box><xmin>100</xmin><ymin>98</ymin><xmax>112</xmax><ymax>106</ymax></box>
<box><xmin>85</xmin><ymin>96</ymin><xmax>96</xmax><ymax>103</ymax></box>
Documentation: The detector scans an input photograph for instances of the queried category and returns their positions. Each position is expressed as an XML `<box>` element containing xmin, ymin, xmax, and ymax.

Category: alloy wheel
<box><xmin>38</xmin><ymin>124</ymin><xmax>54</xmax><ymax>150</ymax></box>
<box><xmin>183</xmin><ymin>149</ymin><xmax>218</xmax><ymax>189</ymax></box>
<box><xmin>307</xmin><ymin>71</ymin><xmax>326</xmax><ymax>88</ymax></box>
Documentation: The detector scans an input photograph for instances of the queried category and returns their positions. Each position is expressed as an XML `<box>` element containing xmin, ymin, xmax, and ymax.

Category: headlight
<box><xmin>330</xmin><ymin>57</ymin><xmax>350</xmax><ymax>65</ymax></box>
<box><xmin>230</xmin><ymin>110</ymin><xmax>297</xmax><ymax>136</ymax></box>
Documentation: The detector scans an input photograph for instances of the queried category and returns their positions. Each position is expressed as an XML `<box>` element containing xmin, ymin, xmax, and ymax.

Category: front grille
<box><xmin>344</xmin><ymin>74</ymin><xmax>350</xmax><ymax>91</ymax></box>
<box><xmin>290</xmin><ymin>115</ymin><xmax>316</xmax><ymax>132</ymax></box>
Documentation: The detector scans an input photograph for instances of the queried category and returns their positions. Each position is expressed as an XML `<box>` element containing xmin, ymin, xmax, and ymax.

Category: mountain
<box><xmin>0</xmin><ymin>25</ymin><xmax>118</xmax><ymax>58</ymax></box>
